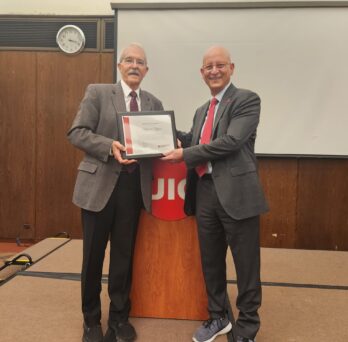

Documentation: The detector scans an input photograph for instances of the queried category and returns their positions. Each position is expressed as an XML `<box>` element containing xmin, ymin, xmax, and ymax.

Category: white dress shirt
<box><xmin>201</xmin><ymin>82</ymin><xmax>231</xmax><ymax>174</ymax></box>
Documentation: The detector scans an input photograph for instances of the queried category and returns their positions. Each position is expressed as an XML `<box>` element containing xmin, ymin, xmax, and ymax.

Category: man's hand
<box><xmin>161</xmin><ymin>148</ymin><xmax>184</xmax><ymax>163</ymax></box>
<box><xmin>111</xmin><ymin>141</ymin><xmax>137</xmax><ymax>165</ymax></box>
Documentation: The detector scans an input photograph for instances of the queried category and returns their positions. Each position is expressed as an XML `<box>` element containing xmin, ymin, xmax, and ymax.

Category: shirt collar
<box><xmin>120</xmin><ymin>79</ymin><xmax>140</xmax><ymax>98</ymax></box>
<box><xmin>213</xmin><ymin>82</ymin><xmax>231</xmax><ymax>103</ymax></box>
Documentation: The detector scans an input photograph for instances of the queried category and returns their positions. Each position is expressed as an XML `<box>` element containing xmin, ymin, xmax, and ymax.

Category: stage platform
<box><xmin>1</xmin><ymin>239</ymin><xmax>347</xmax><ymax>342</ymax></box>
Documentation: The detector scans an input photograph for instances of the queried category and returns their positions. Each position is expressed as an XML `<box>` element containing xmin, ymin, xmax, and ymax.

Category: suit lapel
<box><xmin>212</xmin><ymin>83</ymin><xmax>237</xmax><ymax>135</ymax></box>
<box><xmin>112</xmin><ymin>83</ymin><xmax>152</xmax><ymax>112</ymax></box>
<box><xmin>193</xmin><ymin>101</ymin><xmax>210</xmax><ymax>144</ymax></box>
<box><xmin>139</xmin><ymin>90</ymin><xmax>151</xmax><ymax>111</ymax></box>
<box><xmin>111</xmin><ymin>82</ymin><xmax>127</xmax><ymax>113</ymax></box>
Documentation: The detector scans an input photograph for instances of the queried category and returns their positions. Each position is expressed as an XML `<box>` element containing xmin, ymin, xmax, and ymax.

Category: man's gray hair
<box><xmin>118</xmin><ymin>43</ymin><xmax>147</xmax><ymax>64</ymax></box>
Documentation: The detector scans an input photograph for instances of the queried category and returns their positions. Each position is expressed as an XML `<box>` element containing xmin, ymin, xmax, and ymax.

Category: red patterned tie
<box><xmin>195</xmin><ymin>97</ymin><xmax>218</xmax><ymax>177</ymax></box>
<box><xmin>130</xmin><ymin>91</ymin><xmax>139</xmax><ymax>112</ymax></box>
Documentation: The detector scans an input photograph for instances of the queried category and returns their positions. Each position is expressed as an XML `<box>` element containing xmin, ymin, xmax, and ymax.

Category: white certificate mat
<box><xmin>118</xmin><ymin>111</ymin><xmax>177</xmax><ymax>159</ymax></box>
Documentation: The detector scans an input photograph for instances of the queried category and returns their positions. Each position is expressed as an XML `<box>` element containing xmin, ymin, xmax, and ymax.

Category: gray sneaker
<box><xmin>192</xmin><ymin>318</ymin><xmax>232</xmax><ymax>342</ymax></box>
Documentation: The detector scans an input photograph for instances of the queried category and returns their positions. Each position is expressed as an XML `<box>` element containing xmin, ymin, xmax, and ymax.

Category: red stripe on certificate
<box><xmin>122</xmin><ymin>116</ymin><xmax>133</xmax><ymax>155</ymax></box>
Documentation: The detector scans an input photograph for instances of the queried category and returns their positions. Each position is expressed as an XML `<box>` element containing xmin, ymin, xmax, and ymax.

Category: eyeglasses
<box><xmin>202</xmin><ymin>63</ymin><xmax>229</xmax><ymax>72</ymax></box>
<box><xmin>121</xmin><ymin>57</ymin><xmax>146</xmax><ymax>67</ymax></box>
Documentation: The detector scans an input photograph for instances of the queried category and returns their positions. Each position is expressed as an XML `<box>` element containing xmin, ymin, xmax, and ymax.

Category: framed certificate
<box><xmin>117</xmin><ymin>111</ymin><xmax>177</xmax><ymax>159</ymax></box>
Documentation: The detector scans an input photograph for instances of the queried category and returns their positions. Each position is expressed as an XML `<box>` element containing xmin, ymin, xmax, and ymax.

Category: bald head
<box><xmin>202</xmin><ymin>46</ymin><xmax>232</xmax><ymax>66</ymax></box>
<box><xmin>201</xmin><ymin>45</ymin><xmax>234</xmax><ymax>96</ymax></box>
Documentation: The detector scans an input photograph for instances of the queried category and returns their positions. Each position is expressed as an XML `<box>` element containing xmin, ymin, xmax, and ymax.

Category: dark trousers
<box><xmin>196</xmin><ymin>177</ymin><xmax>261</xmax><ymax>340</ymax></box>
<box><xmin>81</xmin><ymin>169</ymin><xmax>143</xmax><ymax>327</ymax></box>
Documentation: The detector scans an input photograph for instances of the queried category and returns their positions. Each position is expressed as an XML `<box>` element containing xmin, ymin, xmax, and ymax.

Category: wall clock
<box><xmin>56</xmin><ymin>25</ymin><xmax>86</xmax><ymax>55</ymax></box>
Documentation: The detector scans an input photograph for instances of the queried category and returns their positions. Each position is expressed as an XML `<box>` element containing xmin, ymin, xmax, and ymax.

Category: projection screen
<box><xmin>114</xmin><ymin>3</ymin><xmax>348</xmax><ymax>156</ymax></box>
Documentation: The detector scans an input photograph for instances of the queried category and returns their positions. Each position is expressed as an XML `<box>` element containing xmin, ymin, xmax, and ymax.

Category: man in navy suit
<box><xmin>163</xmin><ymin>45</ymin><xmax>268</xmax><ymax>342</ymax></box>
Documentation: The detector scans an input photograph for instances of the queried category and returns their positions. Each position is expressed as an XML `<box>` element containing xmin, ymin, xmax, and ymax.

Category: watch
<box><xmin>56</xmin><ymin>25</ymin><xmax>86</xmax><ymax>55</ymax></box>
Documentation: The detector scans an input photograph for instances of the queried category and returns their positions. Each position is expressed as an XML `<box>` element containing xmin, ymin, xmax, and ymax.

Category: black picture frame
<box><xmin>117</xmin><ymin>110</ymin><xmax>177</xmax><ymax>159</ymax></box>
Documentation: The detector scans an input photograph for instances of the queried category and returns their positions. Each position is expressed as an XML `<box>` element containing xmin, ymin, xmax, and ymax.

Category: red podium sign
<box><xmin>151</xmin><ymin>159</ymin><xmax>187</xmax><ymax>221</ymax></box>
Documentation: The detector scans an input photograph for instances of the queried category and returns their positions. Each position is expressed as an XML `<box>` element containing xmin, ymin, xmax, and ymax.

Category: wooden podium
<box><xmin>130</xmin><ymin>201</ymin><xmax>208</xmax><ymax>320</ymax></box>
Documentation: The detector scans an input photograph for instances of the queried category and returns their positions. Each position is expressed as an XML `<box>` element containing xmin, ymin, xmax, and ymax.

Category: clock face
<box><xmin>56</xmin><ymin>25</ymin><xmax>85</xmax><ymax>55</ymax></box>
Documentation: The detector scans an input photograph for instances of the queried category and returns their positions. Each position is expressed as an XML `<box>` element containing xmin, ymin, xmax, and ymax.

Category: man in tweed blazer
<box><xmin>68</xmin><ymin>43</ymin><xmax>163</xmax><ymax>342</ymax></box>
<box><xmin>163</xmin><ymin>46</ymin><xmax>268</xmax><ymax>342</ymax></box>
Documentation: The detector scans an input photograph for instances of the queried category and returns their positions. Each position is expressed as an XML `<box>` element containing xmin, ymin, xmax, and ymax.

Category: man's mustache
<box><xmin>128</xmin><ymin>69</ymin><xmax>140</xmax><ymax>76</ymax></box>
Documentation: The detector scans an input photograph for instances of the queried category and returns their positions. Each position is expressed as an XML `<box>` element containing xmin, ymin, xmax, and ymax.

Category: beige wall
<box><xmin>0</xmin><ymin>0</ymin><xmax>338</xmax><ymax>16</ymax></box>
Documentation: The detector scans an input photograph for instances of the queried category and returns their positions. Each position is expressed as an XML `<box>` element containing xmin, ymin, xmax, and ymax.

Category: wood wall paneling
<box><xmin>296</xmin><ymin>159</ymin><xmax>348</xmax><ymax>251</ymax></box>
<box><xmin>258</xmin><ymin>158</ymin><xmax>298</xmax><ymax>248</ymax></box>
<box><xmin>35</xmin><ymin>52</ymin><xmax>101</xmax><ymax>239</ymax></box>
<box><xmin>0</xmin><ymin>51</ymin><xmax>36</xmax><ymax>239</ymax></box>
<box><xmin>101</xmin><ymin>53</ymin><xmax>114</xmax><ymax>83</ymax></box>
<box><xmin>1</xmin><ymin>50</ymin><xmax>348</xmax><ymax>253</ymax></box>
